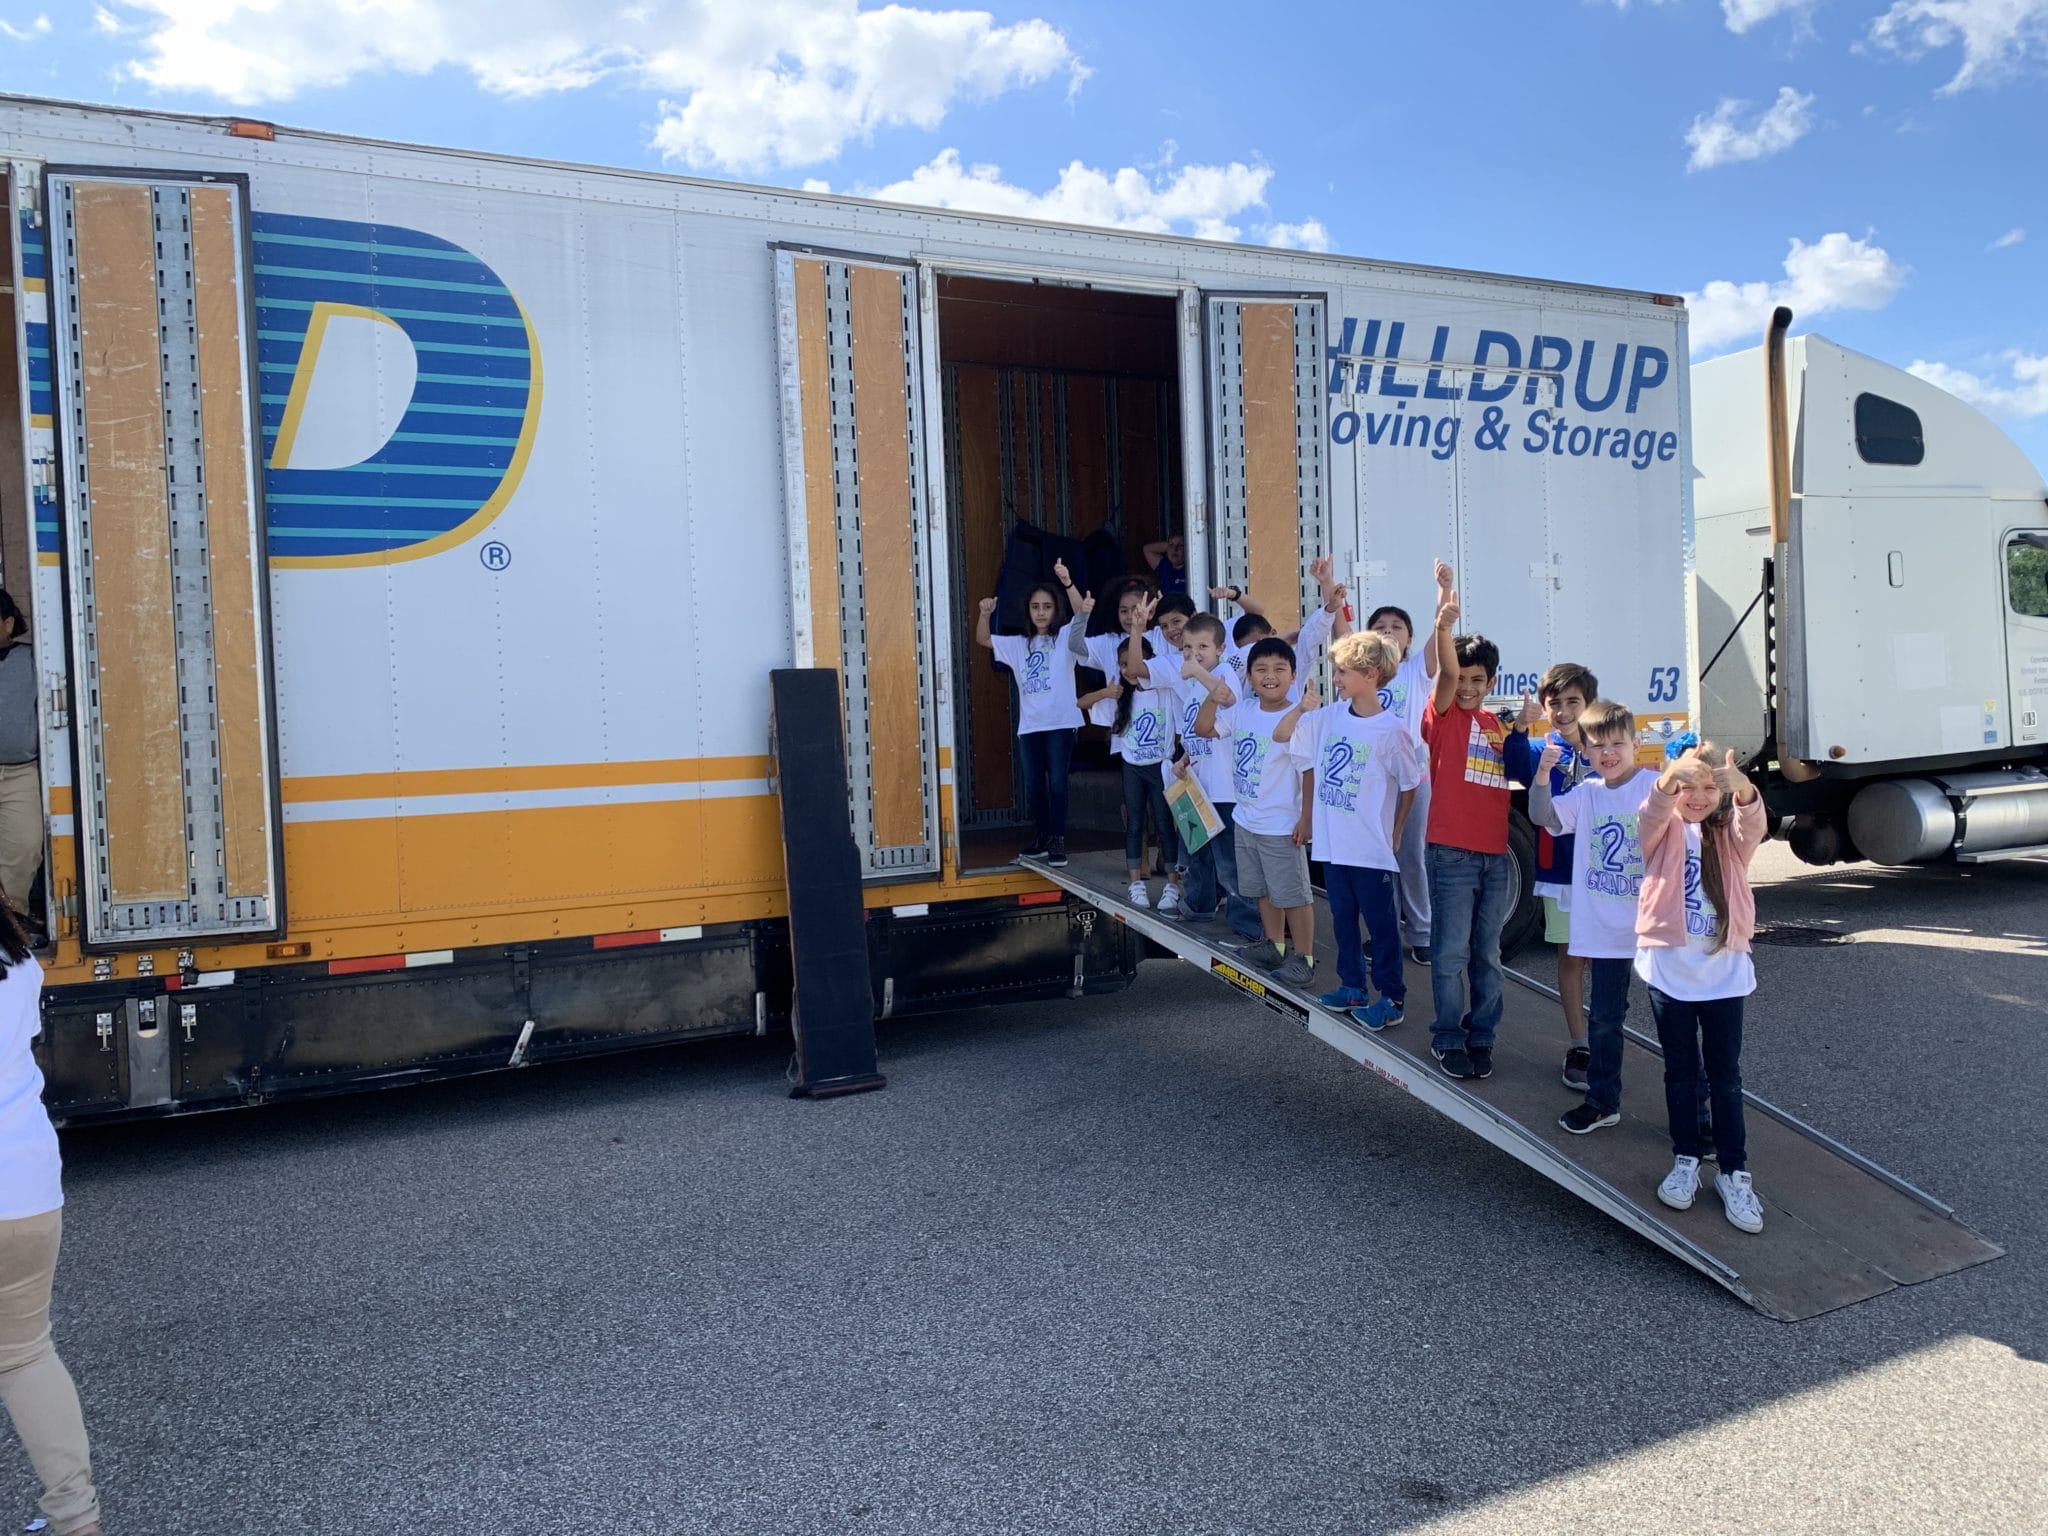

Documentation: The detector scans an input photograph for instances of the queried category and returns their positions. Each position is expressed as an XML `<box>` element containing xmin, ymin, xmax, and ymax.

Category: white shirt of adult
<box><xmin>1634</xmin><ymin>822</ymin><xmax>1758</xmax><ymax>1001</ymax></box>
<box><xmin>1547</xmin><ymin>770</ymin><xmax>1659</xmax><ymax>960</ymax></box>
<box><xmin>987</xmin><ymin>615</ymin><xmax>1086</xmax><ymax>734</ymax></box>
<box><xmin>0</xmin><ymin>955</ymin><xmax>60</xmax><ymax>1221</ymax></box>
<box><xmin>1292</xmin><ymin>704</ymin><xmax>1424</xmax><ymax>871</ymax></box>
<box><xmin>1209</xmin><ymin>697</ymin><xmax>1304</xmax><ymax>836</ymax></box>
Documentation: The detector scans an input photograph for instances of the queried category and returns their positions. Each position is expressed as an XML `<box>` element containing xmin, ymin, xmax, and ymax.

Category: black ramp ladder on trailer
<box><xmin>1023</xmin><ymin>851</ymin><xmax>2002</xmax><ymax>1322</ymax></box>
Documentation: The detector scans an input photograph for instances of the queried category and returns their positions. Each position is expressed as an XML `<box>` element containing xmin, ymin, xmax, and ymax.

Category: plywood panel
<box><xmin>189</xmin><ymin>186</ymin><xmax>272</xmax><ymax>900</ymax></box>
<box><xmin>1036</xmin><ymin>375</ymin><xmax>1060</xmax><ymax>534</ymax></box>
<box><xmin>73</xmin><ymin>182</ymin><xmax>185</xmax><ymax>902</ymax></box>
<box><xmin>847</xmin><ymin>266</ymin><xmax>924</xmax><ymax>850</ymax></box>
<box><xmin>1241</xmin><ymin>305</ymin><xmax>1303</xmax><ymax>632</ymax></box>
<box><xmin>1066</xmin><ymin>375</ymin><xmax>1110</xmax><ymax>541</ymax></box>
<box><xmin>952</xmin><ymin>366</ymin><xmax>1013</xmax><ymax>812</ymax></box>
<box><xmin>794</xmin><ymin>260</ymin><xmax>840</xmax><ymax>674</ymax></box>
<box><xmin>1117</xmin><ymin>377</ymin><xmax>1162</xmax><ymax>560</ymax></box>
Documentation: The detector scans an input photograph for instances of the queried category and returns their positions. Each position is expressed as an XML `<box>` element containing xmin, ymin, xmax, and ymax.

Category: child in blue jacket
<box><xmin>1503</xmin><ymin>662</ymin><xmax>1597</xmax><ymax>1091</ymax></box>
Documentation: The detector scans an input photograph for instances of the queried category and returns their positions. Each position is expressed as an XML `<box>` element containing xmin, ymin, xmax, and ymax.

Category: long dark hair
<box><xmin>0</xmin><ymin>903</ymin><xmax>31</xmax><ymax>975</ymax></box>
<box><xmin>0</xmin><ymin>588</ymin><xmax>24</xmax><ymax>644</ymax></box>
<box><xmin>1697</xmin><ymin>794</ymin><xmax>1737</xmax><ymax>954</ymax></box>
<box><xmin>1010</xmin><ymin>582</ymin><xmax>1068</xmax><ymax>639</ymax></box>
<box><xmin>1112</xmin><ymin>637</ymin><xmax>1155</xmax><ymax>736</ymax></box>
<box><xmin>1090</xmin><ymin>575</ymin><xmax>1155</xmax><ymax>636</ymax></box>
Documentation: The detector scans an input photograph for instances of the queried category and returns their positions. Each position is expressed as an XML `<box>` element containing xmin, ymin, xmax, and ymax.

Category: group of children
<box><xmin>977</xmin><ymin>552</ymin><xmax>1767</xmax><ymax>1234</ymax></box>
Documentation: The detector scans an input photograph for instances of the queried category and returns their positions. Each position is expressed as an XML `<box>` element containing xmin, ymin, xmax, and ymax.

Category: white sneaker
<box><xmin>1657</xmin><ymin>1155</ymin><xmax>1700</xmax><ymax>1211</ymax></box>
<box><xmin>1127</xmin><ymin>880</ymin><xmax>1151</xmax><ymax>908</ymax></box>
<box><xmin>1715</xmin><ymin>1170</ymin><xmax>1764</xmax><ymax>1233</ymax></box>
<box><xmin>1157</xmin><ymin>884</ymin><xmax>1183</xmax><ymax>914</ymax></box>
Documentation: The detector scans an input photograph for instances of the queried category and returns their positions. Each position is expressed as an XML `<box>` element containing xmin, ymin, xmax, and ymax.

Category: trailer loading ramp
<box><xmin>1022</xmin><ymin>851</ymin><xmax>2002</xmax><ymax>1321</ymax></box>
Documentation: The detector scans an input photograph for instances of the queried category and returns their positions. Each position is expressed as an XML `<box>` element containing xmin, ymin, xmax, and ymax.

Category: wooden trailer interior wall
<box><xmin>935</xmin><ymin>276</ymin><xmax>1182</xmax><ymax>826</ymax></box>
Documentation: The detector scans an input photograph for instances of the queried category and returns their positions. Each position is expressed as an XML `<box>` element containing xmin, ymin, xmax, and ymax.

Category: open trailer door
<box><xmin>774</xmin><ymin>249</ymin><xmax>943</xmax><ymax>878</ymax></box>
<box><xmin>43</xmin><ymin>170</ymin><xmax>284</xmax><ymax>946</ymax></box>
<box><xmin>1204</xmin><ymin>295</ymin><xmax>1332</xmax><ymax>632</ymax></box>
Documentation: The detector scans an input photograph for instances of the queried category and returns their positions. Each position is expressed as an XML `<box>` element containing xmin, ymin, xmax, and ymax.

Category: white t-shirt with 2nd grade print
<box><xmin>1116</xmin><ymin>657</ymin><xmax>1179</xmax><ymax>770</ymax></box>
<box><xmin>1376</xmin><ymin>646</ymin><xmax>1431</xmax><ymax>745</ymax></box>
<box><xmin>1172</xmin><ymin>670</ymin><xmax>1237</xmax><ymax>804</ymax></box>
<box><xmin>1291</xmin><ymin>704</ymin><xmax>1423</xmax><ymax>871</ymax></box>
<box><xmin>1210</xmin><ymin>698</ymin><xmax>1304</xmax><ymax>836</ymax></box>
<box><xmin>1548</xmin><ymin>770</ymin><xmax>1658</xmax><ymax>960</ymax></box>
<box><xmin>1634</xmin><ymin>821</ymin><xmax>1758</xmax><ymax>1001</ymax></box>
<box><xmin>988</xmin><ymin>619</ymin><xmax>1084</xmax><ymax>735</ymax></box>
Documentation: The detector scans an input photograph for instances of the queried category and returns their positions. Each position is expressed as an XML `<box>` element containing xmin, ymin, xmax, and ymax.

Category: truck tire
<box><xmin>1502</xmin><ymin>808</ymin><xmax>1543</xmax><ymax>959</ymax></box>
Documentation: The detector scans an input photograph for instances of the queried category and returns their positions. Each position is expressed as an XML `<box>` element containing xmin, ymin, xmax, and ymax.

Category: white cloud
<box><xmin>92</xmin><ymin>5</ymin><xmax>127</xmax><ymax>33</ymax></box>
<box><xmin>1685</xmin><ymin>86</ymin><xmax>1815</xmax><ymax>170</ymax></box>
<box><xmin>1908</xmin><ymin>353</ymin><xmax>2048</xmax><ymax>417</ymax></box>
<box><xmin>104</xmin><ymin>0</ymin><xmax>1084</xmax><ymax>171</ymax></box>
<box><xmin>0</xmin><ymin>13</ymin><xmax>50</xmax><ymax>41</ymax></box>
<box><xmin>1264</xmin><ymin>219</ymin><xmax>1333</xmax><ymax>253</ymax></box>
<box><xmin>1685</xmin><ymin>232</ymin><xmax>1908</xmax><ymax>352</ymax></box>
<box><xmin>1722</xmin><ymin>0</ymin><xmax>1814</xmax><ymax>32</ymax></box>
<box><xmin>1991</xmin><ymin>226</ymin><xmax>2027</xmax><ymax>249</ymax></box>
<box><xmin>845</xmin><ymin>148</ymin><xmax>1314</xmax><ymax>245</ymax></box>
<box><xmin>1867</xmin><ymin>0</ymin><xmax>2048</xmax><ymax>93</ymax></box>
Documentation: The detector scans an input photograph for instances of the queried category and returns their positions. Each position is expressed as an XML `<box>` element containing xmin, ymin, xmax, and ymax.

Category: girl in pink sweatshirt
<box><xmin>1636</xmin><ymin>745</ymin><xmax>1768</xmax><ymax>1233</ymax></box>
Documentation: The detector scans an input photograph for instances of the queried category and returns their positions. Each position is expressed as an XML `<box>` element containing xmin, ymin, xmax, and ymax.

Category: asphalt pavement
<box><xmin>7</xmin><ymin>843</ymin><xmax>2045</xmax><ymax>1534</ymax></box>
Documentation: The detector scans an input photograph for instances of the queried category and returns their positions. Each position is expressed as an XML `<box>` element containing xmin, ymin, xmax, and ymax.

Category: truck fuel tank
<box><xmin>1846</xmin><ymin>769</ymin><xmax>2048</xmax><ymax>865</ymax></box>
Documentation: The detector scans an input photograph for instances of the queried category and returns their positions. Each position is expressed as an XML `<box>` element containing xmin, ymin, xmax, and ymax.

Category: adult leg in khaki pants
<box><xmin>0</xmin><ymin>761</ymin><xmax>41</xmax><ymax>919</ymax></box>
<box><xmin>0</xmin><ymin>1209</ymin><xmax>100</xmax><ymax>1534</ymax></box>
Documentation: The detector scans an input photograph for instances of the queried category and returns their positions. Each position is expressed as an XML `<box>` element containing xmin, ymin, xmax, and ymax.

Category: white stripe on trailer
<box><xmin>405</xmin><ymin>950</ymin><xmax>454</xmax><ymax>969</ymax></box>
<box><xmin>281</xmin><ymin>778</ymin><xmax>775</xmax><ymax>824</ymax></box>
<box><xmin>658</xmin><ymin>926</ymin><xmax>703</xmax><ymax>942</ymax></box>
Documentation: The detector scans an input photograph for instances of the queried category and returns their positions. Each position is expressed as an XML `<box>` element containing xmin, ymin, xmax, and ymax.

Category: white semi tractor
<box><xmin>1693</xmin><ymin>309</ymin><xmax>2048</xmax><ymax>867</ymax></box>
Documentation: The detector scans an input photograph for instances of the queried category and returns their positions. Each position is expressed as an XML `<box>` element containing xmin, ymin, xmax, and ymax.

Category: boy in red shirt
<box><xmin>1422</xmin><ymin>578</ymin><xmax>1535</xmax><ymax>1080</ymax></box>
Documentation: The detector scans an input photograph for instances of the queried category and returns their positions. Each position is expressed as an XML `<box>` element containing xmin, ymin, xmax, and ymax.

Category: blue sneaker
<box><xmin>1352</xmin><ymin>997</ymin><xmax>1406</xmax><ymax>1033</ymax></box>
<box><xmin>1317</xmin><ymin>984</ymin><xmax>1367</xmax><ymax>1010</ymax></box>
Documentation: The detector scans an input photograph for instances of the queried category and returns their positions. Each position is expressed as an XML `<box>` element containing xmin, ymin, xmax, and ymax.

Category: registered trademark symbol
<box><xmin>480</xmin><ymin>541</ymin><xmax>511</xmax><ymax>571</ymax></box>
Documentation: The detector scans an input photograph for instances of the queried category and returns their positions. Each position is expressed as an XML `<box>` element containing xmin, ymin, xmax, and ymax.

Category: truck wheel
<box><xmin>1502</xmin><ymin>809</ymin><xmax>1543</xmax><ymax>959</ymax></box>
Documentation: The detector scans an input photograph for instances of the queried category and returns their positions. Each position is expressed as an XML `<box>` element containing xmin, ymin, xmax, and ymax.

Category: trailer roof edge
<box><xmin>0</xmin><ymin>90</ymin><xmax>1688</xmax><ymax>315</ymax></box>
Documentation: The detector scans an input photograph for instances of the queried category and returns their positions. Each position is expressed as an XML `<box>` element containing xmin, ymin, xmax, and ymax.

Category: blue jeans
<box><xmin>1426</xmin><ymin>845</ymin><xmax>1513</xmax><ymax>1053</ymax></box>
<box><xmin>1121</xmin><ymin>760</ymin><xmax>1180</xmax><ymax>871</ymax></box>
<box><xmin>1221</xmin><ymin>803</ymin><xmax>1262</xmax><ymax>939</ymax></box>
<box><xmin>1181</xmin><ymin>810</ymin><xmax>1236</xmax><ymax>916</ymax></box>
<box><xmin>1585</xmin><ymin>956</ymin><xmax>1633</xmax><ymax>1113</ymax></box>
<box><xmin>1326</xmin><ymin>863</ymin><xmax>1404</xmax><ymax>1002</ymax></box>
<box><xmin>1016</xmin><ymin>728</ymin><xmax>1074</xmax><ymax>846</ymax></box>
<box><xmin>1651</xmin><ymin>988</ymin><xmax>1748</xmax><ymax>1173</ymax></box>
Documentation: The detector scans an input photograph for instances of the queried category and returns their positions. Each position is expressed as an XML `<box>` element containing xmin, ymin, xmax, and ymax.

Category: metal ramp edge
<box><xmin>1021</xmin><ymin>854</ymin><xmax>2003</xmax><ymax>1322</ymax></box>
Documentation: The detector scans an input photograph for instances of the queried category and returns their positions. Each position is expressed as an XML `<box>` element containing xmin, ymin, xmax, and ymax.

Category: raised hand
<box><xmin>1208</xmin><ymin>584</ymin><xmax>1236</xmax><ymax>601</ymax></box>
<box><xmin>1327</xmin><ymin>581</ymin><xmax>1349</xmax><ymax>613</ymax></box>
<box><xmin>1516</xmin><ymin>691</ymin><xmax>1542</xmax><ymax>727</ymax></box>
<box><xmin>1434</xmin><ymin>558</ymin><xmax>1454</xmax><ymax>593</ymax></box>
<box><xmin>1053</xmin><ymin>558</ymin><xmax>1072</xmax><ymax>588</ymax></box>
<box><xmin>1435</xmin><ymin>589</ymin><xmax>1461</xmax><ymax>630</ymax></box>
<box><xmin>1297</xmin><ymin>679</ymin><xmax>1320</xmax><ymax>711</ymax></box>
<box><xmin>978</xmin><ymin>596</ymin><xmax>998</xmax><ymax>617</ymax></box>
<box><xmin>1130</xmin><ymin>590</ymin><xmax>1160</xmax><ymax>632</ymax></box>
<box><xmin>1309</xmin><ymin>555</ymin><xmax>1333</xmax><ymax>589</ymax></box>
<box><xmin>1181</xmin><ymin>656</ymin><xmax>1205</xmax><ymax>680</ymax></box>
<box><xmin>1072</xmin><ymin>588</ymin><xmax>1096</xmax><ymax>616</ymax></box>
<box><xmin>1711</xmin><ymin>748</ymin><xmax>1746</xmax><ymax>795</ymax></box>
<box><xmin>1538</xmin><ymin>739</ymin><xmax>1564</xmax><ymax>774</ymax></box>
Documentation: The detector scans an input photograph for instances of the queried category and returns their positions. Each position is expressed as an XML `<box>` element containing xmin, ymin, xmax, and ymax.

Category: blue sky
<box><xmin>5</xmin><ymin>0</ymin><xmax>2046</xmax><ymax>466</ymax></box>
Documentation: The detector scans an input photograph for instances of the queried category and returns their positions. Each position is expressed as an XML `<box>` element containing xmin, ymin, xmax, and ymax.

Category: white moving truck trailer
<box><xmin>0</xmin><ymin>95</ymin><xmax>1692</xmax><ymax>1120</ymax></box>
<box><xmin>1693</xmin><ymin>311</ymin><xmax>2048</xmax><ymax>866</ymax></box>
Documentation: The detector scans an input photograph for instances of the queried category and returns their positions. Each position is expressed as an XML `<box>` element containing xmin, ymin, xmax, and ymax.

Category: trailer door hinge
<box><xmin>45</xmin><ymin>681</ymin><xmax>67</xmax><ymax>729</ymax></box>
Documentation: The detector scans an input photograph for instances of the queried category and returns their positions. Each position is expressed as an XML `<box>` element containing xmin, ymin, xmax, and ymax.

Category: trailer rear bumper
<box><xmin>36</xmin><ymin>892</ymin><xmax>1140</xmax><ymax>1124</ymax></box>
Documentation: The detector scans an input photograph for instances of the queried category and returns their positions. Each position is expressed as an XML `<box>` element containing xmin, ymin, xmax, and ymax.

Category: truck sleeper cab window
<box><xmin>1853</xmin><ymin>392</ymin><xmax>1925</xmax><ymax>467</ymax></box>
<box><xmin>2009</xmin><ymin>533</ymin><xmax>2048</xmax><ymax>620</ymax></box>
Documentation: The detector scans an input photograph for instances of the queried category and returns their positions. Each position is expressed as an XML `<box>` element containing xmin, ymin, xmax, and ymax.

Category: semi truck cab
<box><xmin>1692</xmin><ymin>329</ymin><xmax>2048</xmax><ymax>867</ymax></box>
